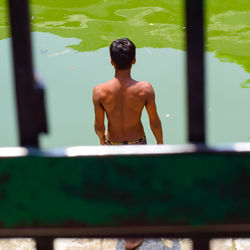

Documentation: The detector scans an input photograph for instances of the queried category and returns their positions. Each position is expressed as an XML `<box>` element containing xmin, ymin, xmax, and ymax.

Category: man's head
<box><xmin>110</xmin><ymin>38</ymin><xmax>136</xmax><ymax>70</ymax></box>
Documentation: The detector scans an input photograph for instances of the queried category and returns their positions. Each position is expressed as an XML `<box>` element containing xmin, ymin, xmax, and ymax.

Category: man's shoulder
<box><xmin>94</xmin><ymin>80</ymin><xmax>109</xmax><ymax>91</ymax></box>
<box><xmin>135</xmin><ymin>80</ymin><xmax>151</xmax><ymax>86</ymax></box>
<box><xmin>93</xmin><ymin>83</ymin><xmax>106</xmax><ymax>101</ymax></box>
<box><xmin>136</xmin><ymin>81</ymin><xmax>154</xmax><ymax>92</ymax></box>
<box><xmin>93</xmin><ymin>80</ymin><xmax>114</xmax><ymax>101</ymax></box>
<box><xmin>94</xmin><ymin>79</ymin><xmax>115</xmax><ymax>90</ymax></box>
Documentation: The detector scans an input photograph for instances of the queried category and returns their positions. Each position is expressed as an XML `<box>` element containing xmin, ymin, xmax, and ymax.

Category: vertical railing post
<box><xmin>7</xmin><ymin>0</ymin><xmax>48</xmax><ymax>148</ymax></box>
<box><xmin>186</xmin><ymin>0</ymin><xmax>205</xmax><ymax>143</ymax></box>
<box><xmin>35</xmin><ymin>237</ymin><xmax>54</xmax><ymax>250</ymax></box>
<box><xmin>193</xmin><ymin>237</ymin><xmax>210</xmax><ymax>250</ymax></box>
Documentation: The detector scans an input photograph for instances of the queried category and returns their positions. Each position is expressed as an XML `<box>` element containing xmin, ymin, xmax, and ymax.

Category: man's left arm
<box><xmin>93</xmin><ymin>86</ymin><xmax>105</xmax><ymax>145</ymax></box>
<box><xmin>145</xmin><ymin>83</ymin><xmax>164</xmax><ymax>144</ymax></box>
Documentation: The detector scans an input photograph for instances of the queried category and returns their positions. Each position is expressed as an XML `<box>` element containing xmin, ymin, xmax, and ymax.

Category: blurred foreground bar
<box><xmin>8</xmin><ymin>0</ymin><xmax>48</xmax><ymax>148</ymax></box>
<box><xmin>186</xmin><ymin>0</ymin><xmax>205</xmax><ymax>143</ymax></box>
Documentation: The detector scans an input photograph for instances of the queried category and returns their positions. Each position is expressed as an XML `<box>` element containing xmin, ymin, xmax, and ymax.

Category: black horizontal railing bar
<box><xmin>1</xmin><ymin>225</ymin><xmax>250</xmax><ymax>238</ymax></box>
<box><xmin>186</xmin><ymin>0</ymin><xmax>205</xmax><ymax>144</ymax></box>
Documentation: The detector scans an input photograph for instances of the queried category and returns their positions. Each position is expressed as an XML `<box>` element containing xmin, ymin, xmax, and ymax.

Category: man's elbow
<box><xmin>150</xmin><ymin>118</ymin><xmax>162</xmax><ymax>129</ymax></box>
<box><xmin>94</xmin><ymin>123</ymin><xmax>105</xmax><ymax>134</ymax></box>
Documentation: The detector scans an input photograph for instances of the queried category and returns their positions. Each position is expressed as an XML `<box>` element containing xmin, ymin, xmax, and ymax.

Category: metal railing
<box><xmin>4</xmin><ymin>0</ymin><xmax>250</xmax><ymax>250</ymax></box>
<box><xmin>1</xmin><ymin>145</ymin><xmax>250</xmax><ymax>250</ymax></box>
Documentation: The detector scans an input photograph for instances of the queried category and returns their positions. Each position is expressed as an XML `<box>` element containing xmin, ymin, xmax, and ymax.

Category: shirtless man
<box><xmin>93</xmin><ymin>38</ymin><xmax>163</xmax><ymax>249</ymax></box>
<box><xmin>93</xmin><ymin>38</ymin><xmax>163</xmax><ymax>146</ymax></box>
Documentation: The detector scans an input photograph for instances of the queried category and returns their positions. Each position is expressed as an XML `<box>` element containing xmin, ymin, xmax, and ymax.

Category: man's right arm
<box><xmin>145</xmin><ymin>83</ymin><xmax>163</xmax><ymax>144</ymax></box>
<box><xmin>93</xmin><ymin>85</ymin><xmax>105</xmax><ymax>145</ymax></box>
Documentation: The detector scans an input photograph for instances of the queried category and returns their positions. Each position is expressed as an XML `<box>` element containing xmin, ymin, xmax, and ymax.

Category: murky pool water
<box><xmin>0</xmin><ymin>0</ymin><xmax>249</xmax><ymax>147</ymax></box>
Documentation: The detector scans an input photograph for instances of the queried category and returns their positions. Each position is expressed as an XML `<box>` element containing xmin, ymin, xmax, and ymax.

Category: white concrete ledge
<box><xmin>0</xmin><ymin>143</ymin><xmax>250</xmax><ymax>158</ymax></box>
<box><xmin>65</xmin><ymin>144</ymin><xmax>197</xmax><ymax>157</ymax></box>
<box><xmin>0</xmin><ymin>147</ymin><xmax>28</xmax><ymax>157</ymax></box>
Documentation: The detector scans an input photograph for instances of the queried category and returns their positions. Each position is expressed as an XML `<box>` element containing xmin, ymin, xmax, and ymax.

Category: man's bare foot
<box><xmin>125</xmin><ymin>238</ymin><xmax>143</xmax><ymax>250</ymax></box>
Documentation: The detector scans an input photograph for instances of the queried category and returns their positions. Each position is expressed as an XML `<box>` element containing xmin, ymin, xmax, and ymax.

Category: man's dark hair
<box><xmin>110</xmin><ymin>38</ymin><xmax>136</xmax><ymax>70</ymax></box>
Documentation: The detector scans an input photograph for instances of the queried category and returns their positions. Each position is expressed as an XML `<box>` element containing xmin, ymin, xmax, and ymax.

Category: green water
<box><xmin>0</xmin><ymin>0</ymin><xmax>249</xmax><ymax>147</ymax></box>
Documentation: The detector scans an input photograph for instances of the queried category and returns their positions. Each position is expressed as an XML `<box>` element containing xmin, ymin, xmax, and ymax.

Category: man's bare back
<box><xmin>93</xmin><ymin>38</ymin><xmax>163</xmax><ymax>146</ymax></box>
<box><xmin>94</xmin><ymin>77</ymin><xmax>151</xmax><ymax>141</ymax></box>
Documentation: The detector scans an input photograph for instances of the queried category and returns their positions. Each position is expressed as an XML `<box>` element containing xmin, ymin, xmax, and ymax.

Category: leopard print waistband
<box><xmin>105</xmin><ymin>135</ymin><xmax>146</xmax><ymax>145</ymax></box>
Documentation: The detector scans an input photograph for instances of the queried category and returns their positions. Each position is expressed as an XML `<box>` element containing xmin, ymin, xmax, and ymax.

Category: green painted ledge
<box><xmin>0</xmin><ymin>145</ymin><xmax>250</xmax><ymax>236</ymax></box>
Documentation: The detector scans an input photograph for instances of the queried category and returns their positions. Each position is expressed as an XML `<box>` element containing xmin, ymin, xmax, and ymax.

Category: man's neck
<box><xmin>114</xmin><ymin>69</ymin><xmax>132</xmax><ymax>81</ymax></box>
